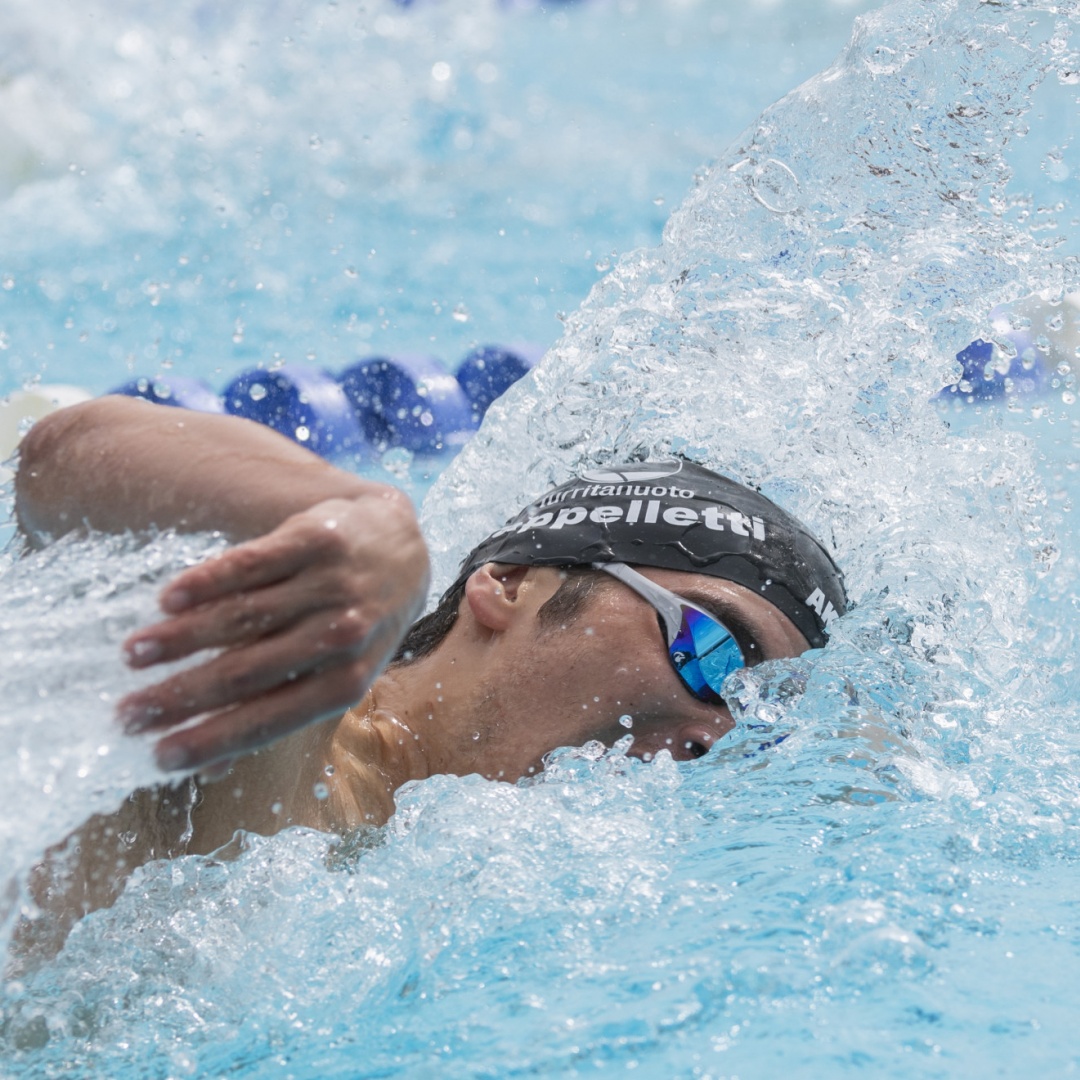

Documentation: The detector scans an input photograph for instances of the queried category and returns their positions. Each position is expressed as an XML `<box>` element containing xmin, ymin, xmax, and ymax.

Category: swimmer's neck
<box><xmin>188</xmin><ymin>653</ymin><xmax>459</xmax><ymax>848</ymax></box>
<box><xmin>190</xmin><ymin>628</ymin><xmax>499</xmax><ymax>848</ymax></box>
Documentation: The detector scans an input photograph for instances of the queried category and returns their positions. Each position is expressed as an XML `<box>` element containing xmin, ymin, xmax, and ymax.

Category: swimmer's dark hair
<box><xmin>392</xmin><ymin>565</ymin><xmax>600</xmax><ymax>666</ymax></box>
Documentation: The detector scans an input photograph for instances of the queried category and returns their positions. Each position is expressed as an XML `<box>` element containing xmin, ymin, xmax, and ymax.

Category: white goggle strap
<box><xmin>592</xmin><ymin>562</ymin><xmax>686</xmax><ymax>647</ymax></box>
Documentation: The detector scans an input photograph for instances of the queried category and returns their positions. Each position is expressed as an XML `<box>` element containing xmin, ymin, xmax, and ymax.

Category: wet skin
<box><xmin>419</xmin><ymin>562</ymin><xmax>813</xmax><ymax>779</ymax></box>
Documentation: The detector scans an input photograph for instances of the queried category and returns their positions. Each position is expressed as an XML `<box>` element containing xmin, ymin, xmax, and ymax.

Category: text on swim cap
<box><xmin>804</xmin><ymin>587</ymin><xmax>839</xmax><ymax>628</ymax></box>
<box><xmin>536</xmin><ymin>483</ymin><xmax>697</xmax><ymax>508</ymax></box>
<box><xmin>490</xmin><ymin>501</ymin><xmax>767</xmax><ymax>539</ymax></box>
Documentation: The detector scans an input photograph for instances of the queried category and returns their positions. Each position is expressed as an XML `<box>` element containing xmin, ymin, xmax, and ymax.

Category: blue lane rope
<box><xmin>110</xmin><ymin>331</ymin><xmax>1048</xmax><ymax>459</ymax></box>
<box><xmin>110</xmin><ymin>343</ymin><xmax>542</xmax><ymax>459</ymax></box>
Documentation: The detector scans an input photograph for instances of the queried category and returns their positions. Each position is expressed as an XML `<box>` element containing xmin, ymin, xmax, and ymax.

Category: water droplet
<box><xmin>472</xmin><ymin>731</ymin><xmax>480</xmax><ymax>741</ymax></box>
<box><xmin>653</xmin><ymin>194</ymin><xmax>665</xmax><ymax>206</ymax></box>
<box><xmin>295</xmin><ymin>425</ymin><xmax>311</xmax><ymax>442</ymax></box>
<box><xmin>381</xmin><ymin>446</ymin><xmax>414</xmax><ymax>479</ymax></box>
<box><xmin>323</xmin><ymin>764</ymin><xmax>335</xmax><ymax>777</ymax></box>
<box><xmin>309</xmin><ymin>133</ymin><xmax>322</xmax><ymax>150</ymax></box>
<box><xmin>344</xmin><ymin>266</ymin><xmax>358</xmax><ymax>278</ymax></box>
<box><xmin>248</xmin><ymin>382</ymin><xmax>267</xmax><ymax>402</ymax></box>
<box><xmin>271</xmin><ymin>801</ymin><xmax>283</xmax><ymax>815</ymax></box>
<box><xmin>431</xmin><ymin>61</ymin><xmax>452</xmax><ymax>82</ymax></box>
<box><xmin>452</xmin><ymin>303</ymin><xmax>470</xmax><ymax>322</ymax></box>
<box><xmin>619</xmin><ymin>714</ymin><xmax>634</xmax><ymax>729</ymax></box>
<box><xmin>313</xmin><ymin>782</ymin><xmax>329</xmax><ymax>800</ymax></box>
<box><xmin>1</xmin><ymin>275</ymin><xmax>13</xmax><ymax>290</ymax></box>
<box><xmin>748</xmin><ymin>157</ymin><xmax>802</xmax><ymax>214</ymax></box>
<box><xmin>1043</xmin><ymin>154</ymin><xmax>1071</xmax><ymax>183</ymax></box>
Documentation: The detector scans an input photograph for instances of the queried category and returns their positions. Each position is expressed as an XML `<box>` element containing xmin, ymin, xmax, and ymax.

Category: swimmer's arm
<box><xmin>15</xmin><ymin>396</ymin><xmax>431</xmax><ymax>773</ymax></box>
<box><xmin>14</xmin><ymin>395</ymin><xmax>383</xmax><ymax>542</ymax></box>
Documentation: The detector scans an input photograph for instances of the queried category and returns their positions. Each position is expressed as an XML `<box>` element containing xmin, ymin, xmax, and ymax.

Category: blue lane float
<box><xmin>50</xmin><ymin>321</ymin><xmax>1063</xmax><ymax>470</ymax></box>
<box><xmin>222</xmin><ymin>365</ymin><xmax>365</xmax><ymax>458</ymax></box>
<box><xmin>112</xmin><ymin>375</ymin><xmax>224</xmax><ymax>413</ymax></box>
<box><xmin>339</xmin><ymin>353</ymin><xmax>477</xmax><ymax>454</ymax></box>
<box><xmin>456</xmin><ymin>344</ymin><xmax>542</xmax><ymax>417</ymax></box>
<box><xmin>938</xmin><ymin>330</ymin><xmax>1047</xmax><ymax>403</ymax></box>
<box><xmin>106</xmin><ymin>341</ymin><xmax>543</xmax><ymax>460</ymax></box>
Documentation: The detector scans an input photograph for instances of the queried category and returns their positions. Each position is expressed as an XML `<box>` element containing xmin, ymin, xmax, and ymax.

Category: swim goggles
<box><xmin>594</xmin><ymin>562</ymin><xmax>746</xmax><ymax>707</ymax></box>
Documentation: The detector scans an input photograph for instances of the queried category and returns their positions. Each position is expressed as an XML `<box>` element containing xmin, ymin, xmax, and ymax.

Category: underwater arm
<box><xmin>14</xmin><ymin>396</ymin><xmax>430</xmax><ymax>771</ymax></box>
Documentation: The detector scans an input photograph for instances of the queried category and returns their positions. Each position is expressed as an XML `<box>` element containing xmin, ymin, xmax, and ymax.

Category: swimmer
<box><xmin>12</xmin><ymin>396</ymin><xmax>846</xmax><ymax>956</ymax></box>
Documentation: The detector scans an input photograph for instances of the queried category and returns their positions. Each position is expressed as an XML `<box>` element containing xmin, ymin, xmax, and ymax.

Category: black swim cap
<box><xmin>456</xmin><ymin>460</ymin><xmax>846</xmax><ymax>648</ymax></box>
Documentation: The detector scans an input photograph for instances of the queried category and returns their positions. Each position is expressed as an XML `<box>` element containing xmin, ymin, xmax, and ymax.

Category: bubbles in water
<box><xmin>744</xmin><ymin>156</ymin><xmax>802</xmax><ymax>213</ymax></box>
<box><xmin>247</xmin><ymin>382</ymin><xmax>267</xmax><ymax>402</ymax></box>
<box><xmin>619</xmin><ymin>714</ymin><xmax>633</xmax><ymax>729</ymax></box>
<box><xmin>380</xmin><ymin>446</ymin><xmax>414</xmax><ymax>481</ymax></box>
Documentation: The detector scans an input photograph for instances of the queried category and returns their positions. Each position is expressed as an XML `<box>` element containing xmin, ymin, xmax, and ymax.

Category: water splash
<box><xmin>3</xmin><ymin>0</ymin><xmax>1080</xmax><ymax>1076</ymax></box>
<box><xmin>0</xmin><ymin>531</ymin><xmax>223</xmax><ymax>956</ymax></box>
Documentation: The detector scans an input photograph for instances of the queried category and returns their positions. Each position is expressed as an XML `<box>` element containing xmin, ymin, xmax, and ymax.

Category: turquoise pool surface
<box><xmin>3</xmin><ymin>0</ymin><xmax>1080</xmax><ymax>1076</ymax></box>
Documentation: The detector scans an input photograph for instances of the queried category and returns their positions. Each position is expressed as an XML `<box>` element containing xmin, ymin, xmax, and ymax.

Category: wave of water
<box><xmin>2</xmin><ymin>0</ymin><xmax>1080</xmax><ymax>1076</ymax></box>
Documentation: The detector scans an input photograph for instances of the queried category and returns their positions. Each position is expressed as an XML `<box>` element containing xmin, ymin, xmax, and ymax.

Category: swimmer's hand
<box><xmin>117</xmin><ymin>491</ymin><xmax>430</xmax><ymax>772</ymax></box>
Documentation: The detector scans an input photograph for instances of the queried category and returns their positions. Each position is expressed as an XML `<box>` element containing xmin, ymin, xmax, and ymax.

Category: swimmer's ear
<box><xmin>463</xmin><ymin>563</ymin><xmax>539</xmax><ymax>632</ymax></box>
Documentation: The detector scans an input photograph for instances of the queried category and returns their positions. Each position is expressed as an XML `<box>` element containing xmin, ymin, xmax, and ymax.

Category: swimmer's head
<box><xmin>392</xmin><ymin>460</ymin><xmax>847</xmax><ymax>772</ymax></box>
<box><xmin>452</xmin><ymin>459</ymin><xmax>846</xmax><ymax>649</ymax></box>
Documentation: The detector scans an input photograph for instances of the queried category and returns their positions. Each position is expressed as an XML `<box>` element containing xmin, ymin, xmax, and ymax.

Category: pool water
<box><xmin>0</xmin><ymin>0</ymin><xmax>879</xmax><ymax>403</ymax></box>
<box><xmin>3</xmin><ymin>0</ymin><xmax>1080</xmax><ymax>1076</ymax></box>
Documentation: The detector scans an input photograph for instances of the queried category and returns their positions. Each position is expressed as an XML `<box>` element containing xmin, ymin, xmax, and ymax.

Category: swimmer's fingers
<box><xmin>155</xmin><ymin>491</ymin><xmax>426</xmax><ymax>618</ymax></box>
<box><xmin>124</xmin><ymin>569</ymin><xmax>350</xmax><ymax>667</ymax></box>
<box><xmin>155</xmin><ymin>518</ymin><xmax>331</xmax><ymax>615</ymax></box>
<box><xmin>118</xmin><ymin>607</ymin><xmax>397</xmax><ymax>735</ymax></box>
<box><xmin>151</xmin><ymin>657</ymin><xmax>386</xmax><ymax>771</ymax></box>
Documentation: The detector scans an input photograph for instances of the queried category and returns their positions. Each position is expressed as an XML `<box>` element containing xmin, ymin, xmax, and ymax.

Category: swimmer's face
<box><xmin>462</xmin><ymin>564</ymin><xmax>809</xmax><ymax>780</ymax></box>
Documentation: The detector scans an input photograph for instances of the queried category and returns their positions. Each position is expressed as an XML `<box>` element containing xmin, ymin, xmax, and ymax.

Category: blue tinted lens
<box><xmin>669</xmin><ymin>606</ymin><xmax>745</xmax><ymax>704</ymax></box>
